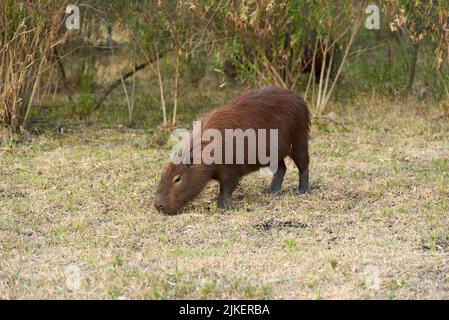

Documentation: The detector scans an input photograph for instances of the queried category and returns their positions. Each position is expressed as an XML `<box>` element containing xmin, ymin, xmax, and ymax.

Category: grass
<box><xmin>0</xmin><ymin>96</ymin><xmax>448</xmax><ymax>299</ymax></box>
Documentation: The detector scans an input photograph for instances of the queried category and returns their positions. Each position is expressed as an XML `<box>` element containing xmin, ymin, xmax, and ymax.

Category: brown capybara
<box><xmin>154</xmin><ymin>86</ymin><xmax>310</xmax><ymax>214</ymax></box>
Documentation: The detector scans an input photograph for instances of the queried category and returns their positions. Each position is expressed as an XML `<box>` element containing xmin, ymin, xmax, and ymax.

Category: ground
<box><xmin>0</xmin><ymin>98</ymin><xmax>448</xmax><ymax>299</ymax></box>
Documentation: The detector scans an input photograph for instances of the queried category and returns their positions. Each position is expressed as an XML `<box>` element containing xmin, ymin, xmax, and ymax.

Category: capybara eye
<box><xmin>173</xmin><ymin>175</ymin><xmax>181</xmax><ymax>183</ymax></box>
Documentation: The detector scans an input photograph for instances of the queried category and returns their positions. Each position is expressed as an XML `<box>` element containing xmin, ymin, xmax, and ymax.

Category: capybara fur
<box><xmin>155</xmin><ymin>86</ymin><xmax>310</xmax><ymax>214</ymax></box>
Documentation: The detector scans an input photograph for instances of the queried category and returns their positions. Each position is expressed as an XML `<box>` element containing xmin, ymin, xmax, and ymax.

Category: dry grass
<box><xmin>0</xmin><ymin>98</ymin><xmax>448</xmax><ymax>299</ymax></box>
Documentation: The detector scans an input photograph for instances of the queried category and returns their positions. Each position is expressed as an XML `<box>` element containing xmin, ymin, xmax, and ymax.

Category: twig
<box><xmin>305</xmin><ymin>38</ymin><xmax>319</xmax><ymax>101</ymax></box>
<box><xmin>95</xmin><ymin>61</ymin><xmax>151</xmax><ymax>109</ymax></box>
<box><xmin>109</xmin><ymin>45</ymin><xmax>133</xmax><ymax>121</ymax></box>
<box><xmin>172</xmin><ymin>52</ymin><xmax>181</xmax><ymax>126</ymax></box>
<box><xmin>53</xmin><ymin>46</ymin><xmax>73</xmax><ymax>102</ymax></box>
<box><xmin>320</xmin><ymin>15</ymin><xmax>362</xmax><ymax>111</ymax></box>
<box><xmin>348</xmin><ymin>43</ymin><xmax>385</xmax><ymax>61</ymax></box>
<box><xmin>154</xmin><ymin>45</ymin><xmax>167</xmax><ymax>126</ymax></box>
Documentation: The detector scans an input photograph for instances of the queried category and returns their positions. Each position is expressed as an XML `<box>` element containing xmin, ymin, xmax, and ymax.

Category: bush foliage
<box><xmin>0</xmin><ymin>0</ymin><xmax>448</xmax><ymax>133</ymax></box>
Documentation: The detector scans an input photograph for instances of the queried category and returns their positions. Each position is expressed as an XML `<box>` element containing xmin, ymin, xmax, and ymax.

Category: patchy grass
<box><xmin>0</xmin><ymin>98</ymin><xmax>448</xmax><ymax>299</ymax></box>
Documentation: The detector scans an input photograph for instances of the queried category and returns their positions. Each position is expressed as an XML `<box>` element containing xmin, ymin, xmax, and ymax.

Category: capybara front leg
<box><xmin>217</xmin><ymin>174</ymin><xmax>240</xmax><ymax>209</ymax></box>
<box><xmin>268</xmin><ymin>160</ymin><xmax>286</xmax><ymax>194</ymax></box>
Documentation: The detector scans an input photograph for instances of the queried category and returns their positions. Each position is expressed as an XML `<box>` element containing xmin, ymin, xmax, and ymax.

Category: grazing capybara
<box><xmin>154</xmin><ymin>86</ymin><xmax>310</xmax><ymax>214</ymax></box>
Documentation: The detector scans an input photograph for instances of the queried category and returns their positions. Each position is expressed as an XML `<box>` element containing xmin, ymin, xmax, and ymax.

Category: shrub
<box><xmin>0</xmin><ymin>0</ymin><xmax>69</xmax><ymax>132</ymax></box>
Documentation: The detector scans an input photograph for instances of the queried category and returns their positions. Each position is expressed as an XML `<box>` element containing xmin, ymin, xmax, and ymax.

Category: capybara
<box><xmin>154</xmin><ymin>86</ymin><xmax>310</xmax><ymax>214</ymax></box>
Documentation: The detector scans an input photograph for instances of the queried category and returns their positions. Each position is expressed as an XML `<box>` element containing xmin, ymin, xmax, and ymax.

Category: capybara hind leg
<box><xmin>292</xmin><ymin>144</ymin><xmax>309</xmax><ymax>193</ymax></box>
<box><xmin>217</xmin><ymin>174</ymin><xmax>240</xmax><ymax>209</ymax></box>
<box><xmin>268</xmin><ymin>160</ymin><xmax>286</xmax><ymax>194</ymax></box>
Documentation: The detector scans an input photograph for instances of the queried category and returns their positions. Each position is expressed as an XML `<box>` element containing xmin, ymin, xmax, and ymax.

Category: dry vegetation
<box><xmin>0</xmin><ymin>1</ymin><xmax>69</xmax><ymax>132</ymax></box>
<box><xmin>1</xmin><ymin>97</ymin><xmax>448</xmax><ymax>299</ymax></box>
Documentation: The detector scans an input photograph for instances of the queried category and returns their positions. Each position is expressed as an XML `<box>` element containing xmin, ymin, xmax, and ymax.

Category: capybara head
<box><xmin>154</xmin><ymin>162</ymin><xmax>210</xmax><ymax>215</ymax></box>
